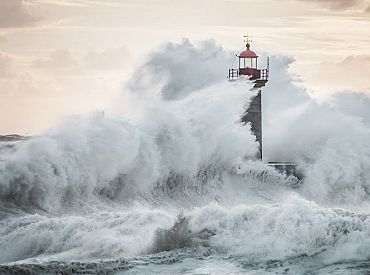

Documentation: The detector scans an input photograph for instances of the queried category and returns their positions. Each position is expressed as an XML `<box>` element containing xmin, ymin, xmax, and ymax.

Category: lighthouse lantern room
<box><xmin>228</xmin><ymin>35</ymin><xmax>269</xmax><ymax>89</ymax></box>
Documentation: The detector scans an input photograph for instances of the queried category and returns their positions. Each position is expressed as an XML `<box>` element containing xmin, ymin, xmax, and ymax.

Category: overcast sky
<box><xmin>1</xmin><ymin>0</ymin><xmax>370</xmax><ymax>134</ymax></box>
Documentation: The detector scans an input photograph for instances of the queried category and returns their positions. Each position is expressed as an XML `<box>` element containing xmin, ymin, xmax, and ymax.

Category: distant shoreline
<box><xmin>0</xmin><ymin>135</ymin><xmax>29</xmax><ymax>142</ymax></box>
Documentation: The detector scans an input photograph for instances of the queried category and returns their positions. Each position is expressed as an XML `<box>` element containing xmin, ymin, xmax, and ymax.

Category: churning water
<box><xmin>1</xmin><ymin>40</ymin><xmax>370</xmax><ymax>274</ymax></box>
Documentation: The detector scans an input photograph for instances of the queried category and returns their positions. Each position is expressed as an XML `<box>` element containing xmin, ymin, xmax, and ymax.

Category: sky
<box><xmin>0</xmin><ymin>0</ymin><xmax>370</xmax><ymax>134</ymax></box>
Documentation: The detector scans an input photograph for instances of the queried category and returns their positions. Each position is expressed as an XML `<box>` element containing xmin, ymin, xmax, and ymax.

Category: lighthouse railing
<box><xmin>228</xmin><ymin>68</ymin><xmax>239</xmax><ymax>80</ymax></box>
<box><xmin>228</xmin><ymin>68</ymin><xmax>268</xmax><ymax>81</ymax></box>
<box><xmin>260</xmin><ymin>69</ymin><xmax>268</xmax><ymax>80</ymax></box>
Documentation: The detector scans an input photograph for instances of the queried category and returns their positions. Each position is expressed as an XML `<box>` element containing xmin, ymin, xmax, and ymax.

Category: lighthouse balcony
<box><xmin>228</xmin><ymin>68</ymin><xmax>268</xmax><ymax>81</ymax></box>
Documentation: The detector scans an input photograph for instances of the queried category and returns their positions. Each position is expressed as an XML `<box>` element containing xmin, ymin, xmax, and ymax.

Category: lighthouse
<box><xmin>228</xmin><ymin>35</ymin><xmax>269</xmax><ymax>160</ymax></box>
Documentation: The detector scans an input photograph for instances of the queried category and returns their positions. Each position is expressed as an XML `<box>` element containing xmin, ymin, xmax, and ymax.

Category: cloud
<box><xmin>0</xmin><ymin>52</ymin><xmax>15</xmax><ymax>78</ymax></box>
<box><xmin>33</xmin><ymin>49</ymin><xmax>79</xmax><ymax>71</ymax></box>
<box><xmin>340</xmin><ymin>54</ymin><xmax>370</xmax><ymax>68</ymax></box>
<box><xmin>83</xmin><ymin>46</ymin><xmax>130</xmax><ymax>70</ymax></box>
<box><xmin>0</xmin><ymin>0</ymin><xmax>41</xmax><ymax>28</ymax></box>
<box><xmin>296</xmin><ymin>54</ymin><xmax>370</xmax><ymax>98</ymax></box>
<box><xmin>33</xmin><ymin>47</ymin><xmax>131</xmax><ymax>73</ymax></box>
<box><xmin>0</xmin><ymin>46</ymin><xmax>129</xmax><ymax>134</ymax></box>
<box><xmin>295</xmin><ymin>0</ymin><xmax>369</xmax><ymax>11</ymax></box>
<box><xmin>36</xmin><ymin>0</ymin><xmax>129</xmax><ymax>8</ymax></box>
<box><xmin>6</xmin><ymin>34</ymin><xmax>140</xmax><ymax>136</ymax></box>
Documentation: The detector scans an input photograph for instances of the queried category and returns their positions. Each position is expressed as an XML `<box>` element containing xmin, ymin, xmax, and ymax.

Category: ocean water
<box><xmin>1</xmin><ymin>40</ymin><xmax>370</xmax><ymax>274</ymax></box>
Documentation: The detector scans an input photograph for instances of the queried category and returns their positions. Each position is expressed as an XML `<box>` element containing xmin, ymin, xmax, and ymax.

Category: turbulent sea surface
<box><xmin>1</xmin><ymin>40</ymin><xmax>370</xmax><ymax>274</ymax></box>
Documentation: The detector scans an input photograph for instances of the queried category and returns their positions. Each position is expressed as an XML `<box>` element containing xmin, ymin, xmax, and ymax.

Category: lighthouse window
<box><xmin>239</xmin><ymin>58</ymin><xmax>258</xmax><ymax>69</ymax></box>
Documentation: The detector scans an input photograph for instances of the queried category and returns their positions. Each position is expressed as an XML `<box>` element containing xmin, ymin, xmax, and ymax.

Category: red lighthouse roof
<box><xmin>239</xmin><ymin>43</ymin><xmax>258</xmax><ymax>58</ymax></box>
